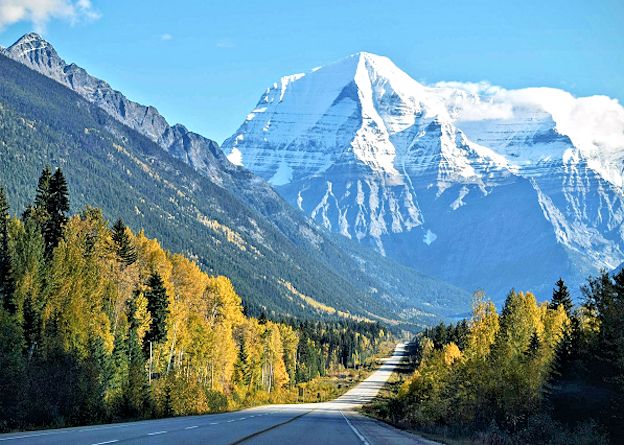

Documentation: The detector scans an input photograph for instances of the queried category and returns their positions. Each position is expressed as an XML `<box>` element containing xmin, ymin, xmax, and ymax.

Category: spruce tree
<box><xmin>44</xmin><ymin>168</ymin><xmax>70</xmax><ymax>255</ymax></box>
<box><xmin>0</xmin><ymin>187</ymin><xmax>16</xmax><ymax>313</ymax></box>
<box><xmin>144</xmin><ymin>272</ymin><xmax>169</xmax><ymax>349</ymax></box>
<box><xmin>550</xmin><ymin>277</ymin><xmax>573</xmax><ymax>317</ymax></box>
<box><xmin>33</xmin><ymin>166</ymin><xmax>52</xmax><ymax>212</ymax></box>
<box><xmin>111</xmin><ymin>219</ymin><xmax>137</xmax><ymax>266</ymax></box>
<box><xmin>31</xmin><ymin>166</ymin><xmax>70</xmax><ymax>257</ymax></box>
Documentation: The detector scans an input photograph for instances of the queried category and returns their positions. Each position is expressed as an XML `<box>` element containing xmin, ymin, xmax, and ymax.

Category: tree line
<box><xmin>385</xmin><ymin>277</ymin><xmax>623</xmax><ymax>444</ymax></box>
<box><xmin>0</xmin><ymin>167</ymin><xmax>391</xmax><ymax>431</ymax></box>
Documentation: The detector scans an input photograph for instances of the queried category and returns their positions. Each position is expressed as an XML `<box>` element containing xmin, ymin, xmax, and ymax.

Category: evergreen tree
<box><xmin>0</xmin><ymin>310</ymin><xmax>26</xmax><ymax>430</ymax></box>
<box><xmin>524</xmin><ymin>330</ymin><xmax>540</xmax><ymax>359</ymax></box>
<box><xmin>111</xmin><ymin>219</ymin><xmax>137</xmax><ymax>266</ymax></box>
<box><xmin>44</xmin><ymin>168</ymin><xmax>70</xmax><ymax>255</ymax></box>
<box><xmin>550</xmin><ymin>277</ymin><xmax>573</xmax><ymax>317</ymax></box>
<box><xmin>33</xmin><ymin>166</ymin><xmax>52</xmax><ymax>212</ymax></box>
<box><xmin>0</xmin><ymin>187</ymin><xmax>16</xmax><ymax>313</ymax></box>
<box><xmin>30</xmin><ymin>166</ymin><xmax>70</xmax><ymax>257</ymax></box>
<box><xmin>144</xmin><ymin>272</ymin><xmax>169</xmax><ymax>348</ymax></box>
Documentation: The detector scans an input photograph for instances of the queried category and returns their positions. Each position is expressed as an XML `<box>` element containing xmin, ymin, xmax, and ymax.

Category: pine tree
<box><xmin>550</xmin><ymin>277</ymin><xmax>573</xmax><ymax>317</ymax></box>
<box><xmin>0</xmin><ymin>187</ymin><xmax>16</xmax><ymax>313</ymax></box>
<box><xmin>144</xmin><ymin>272</ymin><xmax>169</xmax><ymax>348</ymax></box>
<box><xmin>111</xmin><ymin>219</ymin><xmax>137</xmax><ymax>266</ymax></box>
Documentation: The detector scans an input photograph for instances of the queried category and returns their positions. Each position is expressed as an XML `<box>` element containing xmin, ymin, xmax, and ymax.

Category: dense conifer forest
<box><xmin>0</xmin><ymin>169</ymin><xmax>392</xmax><ymax>432</ymax></box>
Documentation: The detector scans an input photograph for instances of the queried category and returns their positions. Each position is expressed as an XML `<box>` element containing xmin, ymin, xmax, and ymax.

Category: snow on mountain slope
<box><xmin>223</xmin><ymin>52</ymin><xmax>624</xmax><ymax>299</ymax></box>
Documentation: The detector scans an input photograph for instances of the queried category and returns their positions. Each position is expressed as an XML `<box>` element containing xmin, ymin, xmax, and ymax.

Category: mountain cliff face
<box><xmin>1</xmin><ymin>36</ymin><xmax>471</xmax><ymax>324</ymax></box>
<box><xmin>2</xmin><ymin>32</ymin><xmax>222</xmax><ymax>177</ymax></box>
<box><xmin>223</xmin><ymin>52</ymin><xmax>624</xmax><ymax>299</ymax></box>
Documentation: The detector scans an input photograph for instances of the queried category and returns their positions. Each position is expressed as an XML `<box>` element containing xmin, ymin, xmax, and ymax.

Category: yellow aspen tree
<box><xmin>278</xmin><ymin>324</ymin><xmax>299</xmax><ymax>385</ymax></box>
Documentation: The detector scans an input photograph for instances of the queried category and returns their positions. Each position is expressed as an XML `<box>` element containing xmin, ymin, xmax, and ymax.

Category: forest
<box><xmin>374</xmin><ymin>277</ymin><xmax>624</xmax><ymax>444</ymax></box>
<box><xmin>0</xmin><ymin>167</ymin><xmax>392</xmax><ymax>432</ymax></box>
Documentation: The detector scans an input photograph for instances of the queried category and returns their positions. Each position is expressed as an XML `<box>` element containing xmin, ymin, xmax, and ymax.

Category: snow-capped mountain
<box><xmin>223</xmin><ymin>52</ymin><xmax>624</xmax><ymax>299</ymax></box>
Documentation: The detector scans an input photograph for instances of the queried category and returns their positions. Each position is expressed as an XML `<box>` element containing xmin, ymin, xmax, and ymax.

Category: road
<box><xmin>0</xmin><ymin>344</ymin><xmax>438</xmax><ymax>445</ymax></box>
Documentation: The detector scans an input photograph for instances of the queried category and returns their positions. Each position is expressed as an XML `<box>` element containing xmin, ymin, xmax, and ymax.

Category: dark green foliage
<box><xmin>111</xmin><ymin>219</ymin><xmax>137</xmax><ymax>266</ymax></box>
<box><xmin>45</xmin><ymin>168</ymin><xmax>70</xmax><ymax>253</ymax></box>
<box><xmin>421</xmin><ymin>320</ymin><xmax>469</xmax><ymax>350</ymax></box>
<box><xmin>33</xmin><ymin>166</ymin><xmax>52</xmax><ymax>214</ymax></box>
<box><xmin>525</xmin><ymin>331</ymin><xmax>540</xmax><ymax>359</ymax></box>
<box><xmin>0</xmin><ymin>187</ymin><xmax>16</xmax><ymax>313</ymax></box>
<box><xmin>28</xmin><ymin>166</ymin><xmax>70</xmax><ymax>257</ymax></box>
<box><xmin>550</xmin><ymin>277</ymin><xmax>573</xmax><ymax>317</ymax></box>
<box><xmin>292</xmin><ymin>319</ymin><xmax>389</xmax><ymax>382</ymax></box>
<box><xmin>144</xmin><ymin>273</ymin><xmax>169</xmax><ymax>347</ymax></box>
<box><xmin>0</xmin><ymin>311</ymin><xmax>26</xmax><ymax>430</ymax></box>
<box><xmin>574</xmin><ymin>270</ymin><xmax>624</xmax><ymax>441</ymax></box>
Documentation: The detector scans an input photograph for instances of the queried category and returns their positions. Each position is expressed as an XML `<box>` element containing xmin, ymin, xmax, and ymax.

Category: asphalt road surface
<box><xmin>0</xmin><ymin>344</ymin><xmax>438</xmax><ymax>445</ymax></box>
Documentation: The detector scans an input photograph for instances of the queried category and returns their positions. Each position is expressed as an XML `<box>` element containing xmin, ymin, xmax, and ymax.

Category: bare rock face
<box><xmin>223</xmin><ymin>52</ymin><xmax>624</xmax><ymax>299</ymax></box>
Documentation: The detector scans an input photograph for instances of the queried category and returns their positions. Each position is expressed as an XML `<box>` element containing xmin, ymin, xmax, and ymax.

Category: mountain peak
<box><xmin>19</xmin><ymin>32</ymin><xmax>46</xmax><ymax>41</ymax></box>
<box><xmin>5</xmin><ymin>32</ymin><xmax>63</xmax><ymax>70</ymax></box>
<box><xmin>346</xmin><ymin>51</ymin><xmax>389</xmax><ymax>62</ymax></box>
<box><xmin>323</xmin><ymin>51</ymin><xmax>399</xmax><ymax>78</ymax></box>
<box><xmin>9</xmin><ymin>32</ymin><xmax>52</xmax><ymax>50</ymax></box>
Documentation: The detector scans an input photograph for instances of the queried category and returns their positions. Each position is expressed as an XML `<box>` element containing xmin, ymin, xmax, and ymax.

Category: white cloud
<box><xmin>432</xmin><ymin>81</ymin><xmax>513</xmax><ymax>121</ymax></box>
<box><xmin>160</xmin><ymin>33</ymin><xmax>173</xmax><ymax>41</ymax></box>
<box><xmin>0</xmin><ymin>0</ymin><xmax>100</xmax><ymax>32</ymax></box>
<box><xmin>432</xmin><ymin>79</ymin><xmax>624</xmax><ymax>186</ymax></box>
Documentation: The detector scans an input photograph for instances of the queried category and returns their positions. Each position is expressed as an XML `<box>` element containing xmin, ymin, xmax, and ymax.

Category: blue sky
<box><xmin>1</xmin><ymin>0</ymin><xmax>623</xmax><ymax>143</ymax></box>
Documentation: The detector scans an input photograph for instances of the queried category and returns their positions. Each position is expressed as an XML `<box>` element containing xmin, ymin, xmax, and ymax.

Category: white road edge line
<box><xmin>185</xmin><ymin>426</ymin><xmax>198</xmax><ymax>430</ymax></box>
<box><xmin>340</xmin><ymin>411</ymin><xmax>370</xmax><ymax>445</ymax></box>
<box><xmin>91</xmin><ymin>440</ymin><xmax>119</xmax><ymax>445</ymax></box>
<box><xmin>147</xmin><ymin>431</ymin><xmax>167</xmax><ymax>436</ymax></box>
<box><xmin>0</xmin><ymin>432</ymin><xmax>56</xmax><ymax>442</ymax></box>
